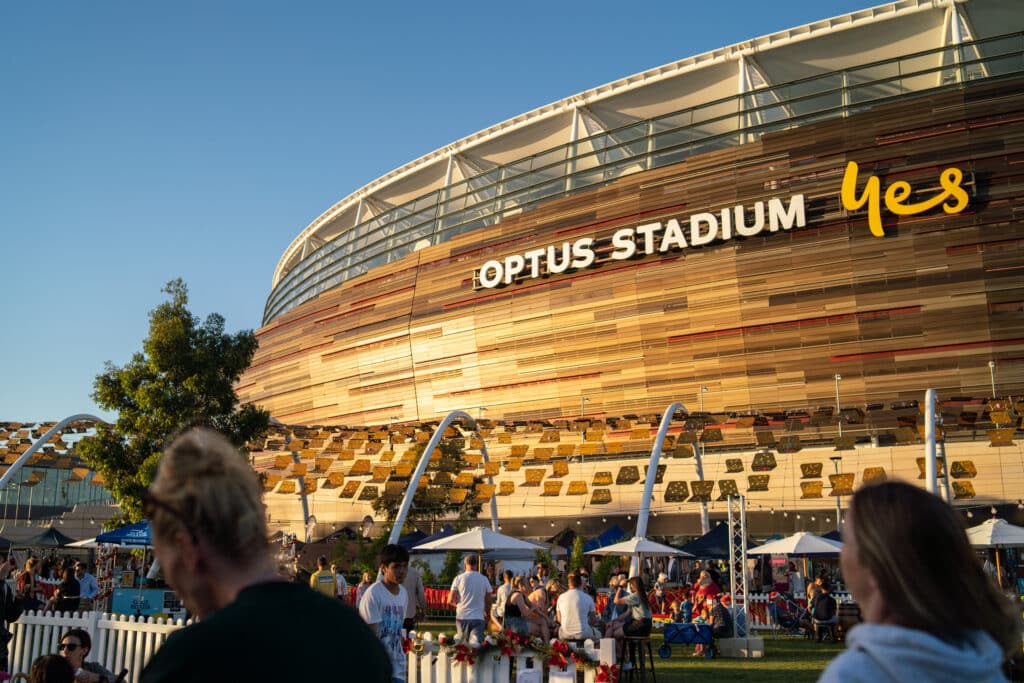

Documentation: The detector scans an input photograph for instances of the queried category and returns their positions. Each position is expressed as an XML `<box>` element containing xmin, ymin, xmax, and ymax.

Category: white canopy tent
<box><xmin>747</xmin><ymin>532</ymin><xmax>843</xmax><ymax>557</ymax></box>
<box><xmin>966</xmin><ymin>518</ymin><xmax>1024</xmax><ymax>587</ymax></box>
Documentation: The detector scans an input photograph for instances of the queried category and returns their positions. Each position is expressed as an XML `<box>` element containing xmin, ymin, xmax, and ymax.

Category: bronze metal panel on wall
<box><xmin>239</xmin><ymin>79</ymin><xmax>1024</xmax><ymax>425</ymax></box>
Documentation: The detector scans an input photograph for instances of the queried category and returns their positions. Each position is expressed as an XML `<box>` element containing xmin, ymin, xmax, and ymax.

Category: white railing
<box><xmin>8</xmin><ymin>610</ymin><xmax>187</xmax><ymax>683</ymax></box>
<box><xmin>406</xmin><ymin>633</ymin><xmax>617</xmax><ymax>683</ymax></box>
<box><xmin>742</xmin><ymin>591</ymin><xmax>853</xmax><ymax>629</ymax></box>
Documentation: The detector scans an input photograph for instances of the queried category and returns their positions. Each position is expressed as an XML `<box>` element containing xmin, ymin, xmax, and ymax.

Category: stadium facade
<box><xmin>237</xmin><ymin>0</ymin><xmax>1024</xmax><ymax>536</ymax></box>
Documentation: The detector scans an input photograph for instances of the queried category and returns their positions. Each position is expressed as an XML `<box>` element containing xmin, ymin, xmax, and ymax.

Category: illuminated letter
<box><xmin>720</xmin><ymin>207</ymin><xmax>733</xmax><ymax>240</ymax></box>
<box><xmin>478</xmin><ymin>260</ymin><xmax>503</xmax><ymax>289</ymax></box>
<box><xmin>939</xmin><ymin>167</ymin><xmax>970</xmax><ymax>215</ymax></box>
<box><xmin>883</xmin><ymin>167</ymin><xmax>969</xmax><ymax>219</ymax></box>
<box><xmin>523</xmin><ymin>248</ymin><xmax>546</xmax><ymax>279</ymax></box>
<box><xmin>734</xmin><ymin>202</ymin><xmax>765</xmax><ymax>237</ymax></box>
<box><xmin>659</xmin><ymin>219</ymin><xmax>688</xmax><ymax>252</ymax></box>
<box><xmin>570</xmin><ymin>238</ymin><xmax>596</xmax><ymax>269</ymax></box>
<box><xmin>768</xmin><ymin>195</ymin><xmax>805</xmax><ymax>232</ymax></box>
<box><xmin>503</xmin><ymin>254</ymin><xmax>525</xmax><ymax>285</ymax></box>
<box><xmin>840</xmin><ymin>161</ymin><xmax>884</xmax><ymax>237</ymax></box>
<box><xmin>634</xmin><ymin>222</ymin><xmax>661</xmax><ymax>255</ymax></box>
<box><xmin>547</xmin><ymin>243</ymin><xmax>573</xmax><ymax>274</ymax></box>
<box><xmin>690</xmin><ymin>213</ymin><xmax>718</xmax><ymax>247</ymax></box>
<box><xmin>610</xmin><ymin>228</ymin><xmax>637</xmax><ymax>260</ymax></box>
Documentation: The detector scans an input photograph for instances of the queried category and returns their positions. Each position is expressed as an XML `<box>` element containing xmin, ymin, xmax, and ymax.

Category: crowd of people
<box><xmin>10</xmin><ymin>556</ymin><xmax>101</xmax><ymax>616</ymax></box>
<box><xmin>9</xmin><ymin>428</ymin><xmax>1024</xmax><ymax>683</ymax></box>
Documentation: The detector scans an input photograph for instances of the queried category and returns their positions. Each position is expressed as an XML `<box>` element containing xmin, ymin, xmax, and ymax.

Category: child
<box><xmin>679</xmin><ymin>591</ymin><xmax>693</xmax><ymax>623</ymax></box>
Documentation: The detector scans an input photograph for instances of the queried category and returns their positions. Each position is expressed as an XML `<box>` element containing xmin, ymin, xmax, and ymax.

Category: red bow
<box><xmin>548</xmin><ymin>652</ymin><xmax>568</xmax><ymax>670</ymax></box>
<box><xmin>595</xmin><ymin>664</ymin><xmax>620</xmax><ymax>682</ymax></box>
<box><xmin>453</xmin><ymin>644</ymin><xmax>476</xmax><ymax>666</ymax></box>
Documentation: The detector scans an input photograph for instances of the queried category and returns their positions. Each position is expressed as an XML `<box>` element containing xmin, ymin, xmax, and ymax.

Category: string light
<box><xmin>966</xmin><ymin>510</ymin><xmax>974</xmax><ymax>519</ymax></box>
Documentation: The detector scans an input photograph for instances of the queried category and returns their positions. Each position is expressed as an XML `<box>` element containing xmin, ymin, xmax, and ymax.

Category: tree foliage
<box><xmin>77</xmin><ymin>279</ymin><xmax>269</xmax><ymax>525</ymax></box>
<box><xmin>569</xmin><ymin>535</ymin><xmax>586</xmax><ymax>574</ymax></box>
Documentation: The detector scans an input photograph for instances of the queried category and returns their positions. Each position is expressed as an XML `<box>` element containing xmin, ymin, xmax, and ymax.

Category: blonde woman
<box><xmin>17</xmin><ymin>558</ymin><xmax>43</xmax><ymax>610</ymax></box>
<box><xmin>527</xmin><ymin>577</ymin><xmax>556</xmax><ymax>641</ymax></box>
<box><xmin>139</xmin><ymin>428</ymin><xmax>391</xmax><ymax>682</ymax></box>
<box><xmin>355</xmin><ymin>570</ymin><xmax>374</xmax><ymax>609</ymax></box>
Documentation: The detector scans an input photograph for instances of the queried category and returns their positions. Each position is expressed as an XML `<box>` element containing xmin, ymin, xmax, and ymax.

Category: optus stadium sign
<box><xmin>474</xmin><ymin>163</ymin><xmax>969</xmax><ymax>290</ymax></box>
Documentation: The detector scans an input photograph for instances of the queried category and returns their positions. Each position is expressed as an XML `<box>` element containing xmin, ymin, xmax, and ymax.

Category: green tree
<box><xmin>569</xmin><ymin>535</ymin><xmax>585</xmax><ymax>573</ymax></box>
<box><xmin>439</xmin><ymin>550</ymin><xmax>463</xmax><ymax>584</ymax></box>
<box><xmin>77</xmin><ymin>279</ymin><xmax>269</xmax><ymax>525</ymax></box>
<box><xmin>593</xmin><ymin>555</ymin><xmax>620</xmax><ymax>589</ymax></box>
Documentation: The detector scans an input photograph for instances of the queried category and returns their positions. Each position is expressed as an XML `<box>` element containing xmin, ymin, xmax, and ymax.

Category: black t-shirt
<box><xmin>812</xmin><ymin>592</ymin><xmax>837</xmax><ymax>621</ymax></box>
<box><xmin>56</xmin><ymin>577</ymin><xmax>80</xmax><ymax>612</ymax></box>
<box><xmin>140</xmin><ymin>581</ymin><xmax>391</xmax><ymax>683</ymax></box>
<box><xmin>710</xmin><ymin>603</ymin><xmax>733</xmax><ymax>637</ymax></box>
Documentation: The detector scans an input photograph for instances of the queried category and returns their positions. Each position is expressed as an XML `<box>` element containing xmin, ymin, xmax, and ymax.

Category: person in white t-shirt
<box><xmin>360</xmin><ymin>544</ymin><xmax>409</xmax><ymax>683</ymax></box>
<box><xmin>492</xmin><ymin>569</ymin><xmax>513</xmax><ymax>630</ymax></box>
<box><xmin>556</xmin><ymin>572</ymin><xmax>600</xmax><ymax>640</ymax></box>
<box><xmin>787</xmin><ymin>562</ymin><xmax>806</xmax><ymax>598</ymax></box>
<box><xmin>331</xmin><ymin>562</ymin><xmax>349</xmax><ymax>603</ymax></box>
<box><xmin>447</xmin><ymin>555</ymin><xmax>492</xmax><ymax>645</ymax></box>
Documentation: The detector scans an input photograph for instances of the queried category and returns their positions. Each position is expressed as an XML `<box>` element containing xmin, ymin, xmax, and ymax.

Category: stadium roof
<box><xmin>268</xmin><ymin>0</ymin><xmax>1022</xmax><ymax>321</ymax></box>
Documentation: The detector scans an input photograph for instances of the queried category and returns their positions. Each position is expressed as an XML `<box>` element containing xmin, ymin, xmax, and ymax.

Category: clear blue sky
<box><xmin>2</xmin><ymin>0</ymin><xmax>868</xmax><ymax>421</ymax></box>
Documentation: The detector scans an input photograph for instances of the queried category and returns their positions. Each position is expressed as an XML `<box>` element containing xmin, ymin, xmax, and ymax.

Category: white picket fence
<box><xmin>8</xmin><ymin>610</ymin><xmax>186</xmax><ymax>683</ymax></box>
<box><xmin>406</xmin><ymin>634</ymin><xmax>616</xmax><ymax>683</ymax></box>
<box><xmin>743</xmin><ymin>591</ymin><xmax>853</xmax><ymax>630</ymax></box>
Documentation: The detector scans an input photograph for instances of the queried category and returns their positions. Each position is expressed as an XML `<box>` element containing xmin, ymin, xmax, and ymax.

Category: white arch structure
<box><xmin>0</xmin><ymin>414</ymin><xmax>106</xmax><ymax>492</ymax></box>
<box><xmin>630</xmin><ymin>401</ymin><xmax>712</xmax><ymax>575</ymax></box>
<box><xmin>387</xmin><ymin>410</ymin><xmax>498</xmax><ymax>545</ymax></box>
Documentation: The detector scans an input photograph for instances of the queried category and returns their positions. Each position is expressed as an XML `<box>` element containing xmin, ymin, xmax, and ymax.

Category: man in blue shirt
<box><xmin>75</xmin><ymin>562</ymin><xmax>99</xmax><ymax>601</ymax></box>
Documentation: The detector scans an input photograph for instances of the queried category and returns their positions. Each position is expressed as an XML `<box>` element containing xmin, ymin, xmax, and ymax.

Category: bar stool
<box><xmin>622</xmin><ymin>635</ymin><xmax>657</xmax><ymax>682</ymax></box>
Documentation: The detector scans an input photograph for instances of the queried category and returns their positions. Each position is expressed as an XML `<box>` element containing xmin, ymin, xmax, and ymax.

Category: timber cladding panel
<box><xmin>239</xmin><ymin>79</ymin><xmax>1024</xmax><ymax>426</ymax></box>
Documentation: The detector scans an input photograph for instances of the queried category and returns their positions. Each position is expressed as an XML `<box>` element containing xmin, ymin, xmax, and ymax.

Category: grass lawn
<box><xmin>418</xmin><ymin>621</ymin><xmax>840</xmax><ymax>682</ymax></box>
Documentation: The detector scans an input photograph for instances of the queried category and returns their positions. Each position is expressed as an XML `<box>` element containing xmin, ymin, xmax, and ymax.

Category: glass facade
<box><xmin>264</xmin><ymin>33</ymin><xmax>1024</xmax><ymax>324</ymax></box>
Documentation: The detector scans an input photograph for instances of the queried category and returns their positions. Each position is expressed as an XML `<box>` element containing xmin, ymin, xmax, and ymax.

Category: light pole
<box><xmin>580</xmin><ymin>396</ymin><xmax>589</xmax><ymax>417</ymax></box>
<box><xmin>830</xmin><ymin>454</ymin><xmax>843</xmax><ymax>532</ymax></box>
<box><xmin>698</xmin><ymin>385</ymin><xmax>708</xmax><ymax>413</ymax></box>
<box><xmin>988</xmin><ymin>361</ymin><xmax>997</xmax><ymax>399</ymax></box>
<box><xmin>477</xmin><ymin>406</ymin><xmax>487</xmax><ymax>420</ymax></box>
<box><xmin>834</xmin><ymin>374</ymin><xmax>843</xmax><ymax>437</ymax></box>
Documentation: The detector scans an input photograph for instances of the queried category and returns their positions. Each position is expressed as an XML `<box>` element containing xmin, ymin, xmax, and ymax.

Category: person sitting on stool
<box><xmin>811</xmin><ymin>581</ymin><xmax>838</xmax><ymax>642</ymax></box>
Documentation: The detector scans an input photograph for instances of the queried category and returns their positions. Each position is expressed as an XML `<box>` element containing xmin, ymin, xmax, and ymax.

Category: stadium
<box><xmin>230</xmin><ymin>0</ymin><xmax>1024</xmax><ymax>539</ymax></box>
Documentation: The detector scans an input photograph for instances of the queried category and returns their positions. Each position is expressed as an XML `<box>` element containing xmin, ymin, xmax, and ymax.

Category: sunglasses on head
<box><xmin>142</xmin><ymin>490</ymin><xmax>198</xmax><ymax>543</ymax></box>
<box><xmin>59</xmin><ymin>643</ymin><xmax>80</xmax><ymax>652</ymax></box>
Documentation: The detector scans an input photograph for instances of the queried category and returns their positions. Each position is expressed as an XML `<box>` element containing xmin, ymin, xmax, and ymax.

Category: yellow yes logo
<box><xmin>840</xmin><ymin>161</ymin><xmax>969</xmax><ymax>237</ymax></box>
